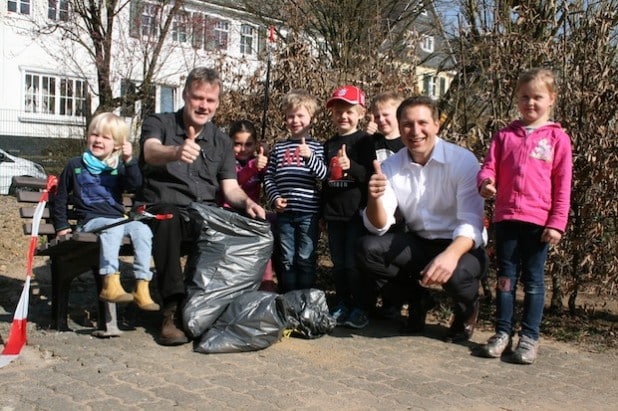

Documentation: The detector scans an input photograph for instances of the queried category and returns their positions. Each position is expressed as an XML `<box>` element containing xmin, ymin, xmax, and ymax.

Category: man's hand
<box><xmin>298</xmin><ymin>137</ymin><xmax>312</xmax><ymax>160</ymax></box>
<box><xmin>245</xmin><ymin>199</ymin><xmax>266</xmax><ymax>220</ymax></box>
<box><xmin>420</xmin><ymin>250</ymin><xmax>458</xmax><ymax>286</ymax></box>
<box><xmin>368</xmin><ymin>160</ymin><xmax>387</xmax><ymax>200</ymax></box>
<box><xmin>420</xmin><ymin>237</ymin><xmax>474</xmax><ymax>286</ymax></box>
<box><xmin>480</xmin><ymin>178</ymin><xmax>497</xmax><ymax>199</ymax></box>
<box><xmin>177</xmin><ymin>125</ymin><xmax>201</xmax><ymax>164</ymax></box>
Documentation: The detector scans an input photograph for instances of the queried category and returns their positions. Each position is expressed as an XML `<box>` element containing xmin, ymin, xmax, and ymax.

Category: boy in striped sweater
<box><xmin>264</xmin><ymin>89</ymin><xmax>327</xmax><ymax>292</ymax></box>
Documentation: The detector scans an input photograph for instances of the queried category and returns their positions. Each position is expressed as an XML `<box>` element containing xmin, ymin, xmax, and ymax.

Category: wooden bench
<box><xmin>13</xmin><ymin>176</ymin><xmax>134</xmax><ymax>337</ymax></box>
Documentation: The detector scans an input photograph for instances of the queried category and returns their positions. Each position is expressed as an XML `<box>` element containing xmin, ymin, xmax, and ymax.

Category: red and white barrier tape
<box><xmin>0</xmin><ymin>176</ymin><xmax>56</xmax><ymax>368</ymax></box>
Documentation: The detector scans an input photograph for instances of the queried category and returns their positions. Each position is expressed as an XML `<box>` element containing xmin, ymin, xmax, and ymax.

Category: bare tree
<box><xmin>27</xmin><ymin>0</ymin><xmax>186</xmax><ymax>120</ymax></box>
<box><xmin>443</xmin><ymin>0</ymin><xmax>618</xmax><ymax>311</ymax></box>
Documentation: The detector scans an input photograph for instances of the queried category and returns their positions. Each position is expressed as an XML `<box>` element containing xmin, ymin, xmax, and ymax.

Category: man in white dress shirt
<box><xmin>357</xmin><ymin>96</ymin><xmax>486</xmax><ymax>342</ymax></box>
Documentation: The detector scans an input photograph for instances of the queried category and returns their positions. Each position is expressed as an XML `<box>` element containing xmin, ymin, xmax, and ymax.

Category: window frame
<box><xmin>420</xmin><ymin>34</ymin><xmax>434</xmax><ymax>53</ymax></box>
<box><xmin>8</xmin><ymin>0</ymin><xmax>31</xmax><ymax>15</ymax></box>
<box><xmin>240</xmin><ymin>23</ymin><xmax>257</xmax><ymax>56</ymax></box>
<box><xmin>48</xmin><ymin>0</ymin><xmax>70</xmax><ymax>22</ymax></box>
<box><xmin>22</xmin><ymin>71</ymin><xmax>88</xmax><ymax>120</ymax></box>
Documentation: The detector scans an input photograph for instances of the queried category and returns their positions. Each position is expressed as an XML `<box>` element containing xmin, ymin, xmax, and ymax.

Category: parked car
<box><xmin>0</xmin><ymin>148</ymin><xmax>47</xmax><ymax>195</ymax></box>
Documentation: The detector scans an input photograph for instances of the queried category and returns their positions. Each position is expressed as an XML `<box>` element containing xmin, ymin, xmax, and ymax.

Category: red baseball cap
<box><xmin>326</xmin><ymin>85</ymin><xmax>366</xmax><ymax>108</ymax></box>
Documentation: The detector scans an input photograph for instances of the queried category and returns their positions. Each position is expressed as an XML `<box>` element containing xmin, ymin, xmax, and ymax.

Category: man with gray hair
<box><xmin>137</xmin><ymin>67</ymin><xmax>265</xmax><ymax>346</ymax></box>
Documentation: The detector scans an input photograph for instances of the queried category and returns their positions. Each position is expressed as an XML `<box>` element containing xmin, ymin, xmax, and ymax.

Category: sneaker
<box><xmin>480</xmin><ymin>332</ymin><xmax>512</xmax><ymax>358</ymax></box>
<box><xmin>343</xmin><ymin>308</ymin><xmax>369</xmax><ymax>329</ymax></box>
<box><xmin>330</xmin><ymin>303</ymin><xmax>350</xmax><ymax>325</ymax></box>
<box><xmin>511</xmin><ymin>335</ymin><xmax>539</xmax><ymax>364</ymax></box>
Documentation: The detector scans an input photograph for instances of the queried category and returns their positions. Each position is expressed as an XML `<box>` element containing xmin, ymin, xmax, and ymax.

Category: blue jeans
<box><xmin>494</xmin><ymin>221</ymin><xmax>549</xmax><ymax>340</ymax></box>
<box><xmin>327</xmin><ymin>217</ymin><xmax>368</xmax><ymax>308</ymax></box>
<box><xmin>81</xmin><ymin>217</ymin><xmax>153</xmax><ymax>281</ymax></box>
<box><xmin>276</xmin><ymin>211</ymin><xmax>319</xmax><ymax>292</ymax></box>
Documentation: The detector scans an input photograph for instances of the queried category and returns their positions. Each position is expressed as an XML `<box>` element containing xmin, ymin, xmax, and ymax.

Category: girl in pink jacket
<box><xmin>227</xmin><ymin>120</ymin><xmax>277</xmax><ymax>292</ymax></box>
<box><xmin>477</xmin><ymin>68</ymin><xmax>572</xmax><ymax>364</ymax></box>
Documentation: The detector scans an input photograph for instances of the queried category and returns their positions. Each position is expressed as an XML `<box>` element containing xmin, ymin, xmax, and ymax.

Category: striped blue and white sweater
<box><xmin>264</xmin><ymin>137</ymin><xmax>327</xmax><ymax>214</ymax></box>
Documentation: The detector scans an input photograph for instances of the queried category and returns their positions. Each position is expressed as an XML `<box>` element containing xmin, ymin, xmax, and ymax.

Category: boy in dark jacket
<box><xmin>323</xmin><ymin>85</ymin><xmax>376</xmax><ymax>329</ymax></box>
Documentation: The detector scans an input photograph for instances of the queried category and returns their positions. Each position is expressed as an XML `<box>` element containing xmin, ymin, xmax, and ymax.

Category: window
<box><xmin>141</xmin><ymin>3</ymin><xmax>159</xmax><ymax>38</ymax></box>
<box><xmin>172</xmin><ymin>12</ymin><xmax>188</xmax><ymax>43</ymax></box>
<box><xmin>159</xmin><ymin>86</ymin><xmax>176</xmax><ymax>113</ymax></box>
<box><xmin>420</xmin><ymin>35</ymin><xmax>434</xmax><ymax>52</ymax></box>
<box><xmin>214</xmin><ymin>20</ymin><xmax>229</xmax><ymax>50</ymax></box>
<box><xmin>240</xmin><ymin>24</ymin><xmax>257</xmax><ymax>56</ymax></box>
<box><xmin>422</xmin><ymin>74</ymin><xmax>436</xmax><ymax>98</ymax></box>
<box><xmin>8</xmin><ymin>0</ymin><xmax>30</xmax><ymax>15</ymax></box>
<box><xmin>439</xmin><ymin>77</ymin><xmax>447</xmax><ymax>97</ymax></box>
<box><xmin>24</xmin><ymin>72</ymin><xmax>87</xmax><ymax>117</ymax></box>
<box><xmin>48</xmin><ymin>0</ymin><xmax>69</xmax><ymax>21</ymax></box>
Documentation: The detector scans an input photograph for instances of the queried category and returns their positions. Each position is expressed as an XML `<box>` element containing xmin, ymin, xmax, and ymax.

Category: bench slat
<box><xmin>12</xmin><ymin>176</ymin><xmax>47</xmax><ymax>190</ymax></box>
<box><xmin>20</xmin><ymin>207</ymin><xmax>51</xmax><ymax>219</ymax></box>
<box><xmin>17</xmin><ymin>191</ymin><xmax>46</xmax><ymax>203</ymax></box>
<box><xmin>23</xmin><ymin>222</ymin><xmax>56</xmax><ymax>236</ymax></box>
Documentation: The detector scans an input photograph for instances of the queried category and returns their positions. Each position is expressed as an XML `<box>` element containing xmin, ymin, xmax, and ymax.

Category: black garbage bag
<box><xmin>182</xmin><ymin>204</ymin><xmax>274</xmax><ymax>339</ymax></box>
<box><xmin>282</xmin><ymin>289</ymin><xmax>336</xmax><ymax>339</ymax></box>
<box><xmin>195</xmin><ymin>291</ymin><xmax>288</xmax><ymax>354</ymax></box>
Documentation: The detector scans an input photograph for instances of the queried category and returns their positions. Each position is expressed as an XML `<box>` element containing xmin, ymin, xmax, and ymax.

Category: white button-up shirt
<box><xmin>362</xmin><ymin>137</ymin><xmax>486</xmax><ymax>248</ymax></box>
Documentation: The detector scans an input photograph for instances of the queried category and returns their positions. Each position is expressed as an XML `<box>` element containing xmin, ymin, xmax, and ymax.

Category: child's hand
<box><xmin>256</xmin><ymin>146</ymin><xmax>268</xmax><ymax>171</ymax></box>
<box><xmin>337</xmin><ymin>144</ymin><xmax>350</xmax><ymax>171</ymax></box>
<box><xmin>177</xmin><ymin>126</ymin><xmax>201</xmax><ymax>164</ymax></box>
<box><xmin>366</xmin><ymin>114</ymin><xmax>378</xmax><ymax>135</ymax></box>
<box><xmin>541</xmin><ymin>228</ymin><xmax>562</xmax><ymax>245</ymax></box>
<box><xmin>298</xmin><ymin>137</ymin><xmax>312</xmax><ymax>160</ymax></box>
<box><xmin>121</xmin><ymin>141</ymin><xmax>133</xmax><ymax>163</ymax></box>
<box><xmin>274</xmin><ymin>197</ymin><xmax>288</xmax><ymax>212</ymax></box>
<box><xmin>56</xmin><ymin>228</ymin><xmax>72</xmax><ymax>238</ymax></box>
<box><xmin>480</xmin><ymin>178</ymin><xmax>497</xmax><ymax>199</ymax></box>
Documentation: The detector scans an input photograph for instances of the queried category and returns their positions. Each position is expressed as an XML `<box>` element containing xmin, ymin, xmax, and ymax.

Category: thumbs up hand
<box><xmin>256</xmin><ymin>145</ymin><xmax>268</xmax><ymax>171</ymax></box>
<box><xmin>368</xmin><ymin>160</ymin><xmax>387</xmax><ymax>199</ymax></box>
<box><xmin>298</xmin><ymin>137</ymin><xmax>312</xmax><ymax>160</ymax></box>
<box><xmin>177</xmin><ymin>125</ymin><xmax>201</xmax><ymax>164</ymax></box>
<box><xmin>121</xmin><ymin>141</ymin><xmax>133</xmax><ymax>163</ymax></box>
<box><xmin>366</xmin><ymin>113</ymin><xmax>378</xmax><ymax>135</ymax></box>
<box><xmin>337</xmin><ymin>144</ymin><xmax>350</xmax><ymax>171</ymax></box>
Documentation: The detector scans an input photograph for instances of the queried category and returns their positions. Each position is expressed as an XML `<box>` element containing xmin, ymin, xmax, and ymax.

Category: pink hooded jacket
<box><xmin>477</xmin><ymin>120</ymin><xmax>572</xmax><ymax>232</ymax></box>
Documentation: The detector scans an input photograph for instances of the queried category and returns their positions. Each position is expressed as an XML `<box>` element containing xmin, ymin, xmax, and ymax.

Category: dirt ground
<box><xmin>0</xmin><ymin>194</ymin><xmax>615</xmax><ymax>352</ymax></box>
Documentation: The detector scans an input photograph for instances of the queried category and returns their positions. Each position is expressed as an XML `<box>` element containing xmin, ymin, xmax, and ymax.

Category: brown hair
<box><xmin>396</xmin><ymin>95</ymin><xmax>439</xmax><ymax>122</ymax></box>
<box><xmin>184</xmin><ymin>67</ymin><xmax>223</xmax><ymax>94</ymax></box>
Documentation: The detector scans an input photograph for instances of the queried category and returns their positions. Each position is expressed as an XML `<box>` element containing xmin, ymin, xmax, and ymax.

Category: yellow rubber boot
<box><xmin>133</xmin><ymin>280</ymin><xmax>160</xmax><ymax>311</ymax></box>
<box><xmin>99</xmin><ymin>273</ymin><xmax>133</xmax><ymax>303</ymax></box>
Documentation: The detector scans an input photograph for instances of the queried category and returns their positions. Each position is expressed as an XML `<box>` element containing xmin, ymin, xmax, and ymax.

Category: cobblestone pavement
<box><xmin>1</xmin><ymin>284</ymin><xmax>617</xmax><ymax>411</ymax></box>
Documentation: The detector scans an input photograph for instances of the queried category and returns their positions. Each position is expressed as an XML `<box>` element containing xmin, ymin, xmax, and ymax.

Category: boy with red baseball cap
<box><xmin>323</xmin><ymin>85</ymin><xmax>376</xmax><ymax>329</ymax></box>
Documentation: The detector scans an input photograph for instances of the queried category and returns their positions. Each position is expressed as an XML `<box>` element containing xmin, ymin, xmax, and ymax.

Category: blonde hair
<box><xmin>282</xmin><ymin>89</ymin><xmax>319</xmax><ymax>118</ymax></box>
<box><xmin>516</xmin><ymin>68</ymin><xmax>557</xmax><ymax>95</ymax></box>
<box><xmin>370</xmin><ymin>91</ymin><xmax>404</xmax><ymax>112</ymax></box>
<box><xmin>88</xmin><ymin>112</ymin><xmax>130</xmax><ymax>146</ymax></box>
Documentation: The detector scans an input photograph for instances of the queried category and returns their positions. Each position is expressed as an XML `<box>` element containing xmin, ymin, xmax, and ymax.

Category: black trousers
<box><xmin>356</xmin><ymin>232</ymin><xmax>486</xmax><ymax>314</ymax></box>
<box><xmin>146</xmin><ymin>204</ymin><xmax>202</xmax><ymax>305</ymax></box>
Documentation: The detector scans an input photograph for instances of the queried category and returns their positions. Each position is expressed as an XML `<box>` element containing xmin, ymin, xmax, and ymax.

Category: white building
<box><xmin>0</xmin><ymin>0</ymin><xmax>269</xmax><ymax>155</ymax></box>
